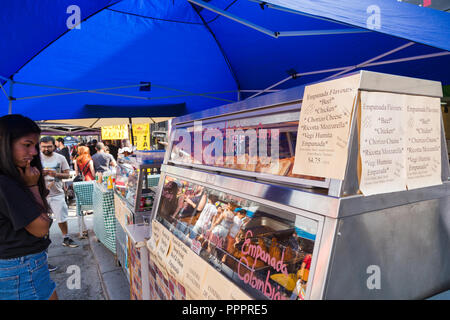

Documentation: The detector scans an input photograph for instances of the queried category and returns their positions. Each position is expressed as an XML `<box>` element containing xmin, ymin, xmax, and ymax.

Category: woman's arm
<box><xmin>25</xmin><ymin>213</ymin><xmax>52</xmax><ymax>238</ymax></box>
<box><xmin>25</xmin><ymin>185</ymin><xmax>51</xmax><ymax>238</ymax></box>
<box><xmin>89</xmin><ymin>160</ymin><xmax>95</xmax><ymax>177</ymax></box>
<box><xmin>74</xmin><ymin>161</ymin><xmax>79</xmax><ymax>175</ymax></box>
<box><xmin>196</xmin><ymin>194</ymin><xmax>207</xmax><ymax>212</ymax></box>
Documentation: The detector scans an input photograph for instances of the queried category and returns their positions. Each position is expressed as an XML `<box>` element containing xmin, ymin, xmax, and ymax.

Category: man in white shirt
<box><xmin>190</xmin><ymin>194</ymin><xmax>218</xmax><ymax>240</ymax></box>
<box><xmin>40</xmin><ymin>136</ymin><xmax>78</xmax><ymax>248</ymax></box>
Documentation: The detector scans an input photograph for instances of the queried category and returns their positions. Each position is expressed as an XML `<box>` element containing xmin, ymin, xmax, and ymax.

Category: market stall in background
<box><xmin>54</xmin><ymin>117</ymin><xmax>171</xmax><ymax>293</ymax></box>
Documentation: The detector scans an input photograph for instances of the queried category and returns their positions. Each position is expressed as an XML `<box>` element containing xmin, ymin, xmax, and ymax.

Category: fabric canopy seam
<box><xmin>106</xmin><ymin>0</ymin><xmax>239</xmax><ymax>25</ymax></box>
<box><xmin>203</xmin><ymin>0</ymin><xmax>238</xmax><ymax>25</ymax></box>
<box><xmin>190</xmin><ymin>2</ymin><xmax>242</xmax><ymax>97</ymax></box>
<box><xmin>105</xmin><ymin>8</ymin><xmax>204</xmax><ymax>25</ymax></box>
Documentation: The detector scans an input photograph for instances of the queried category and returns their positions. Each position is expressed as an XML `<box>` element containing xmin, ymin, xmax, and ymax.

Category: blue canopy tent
<box><xmin>0</xmin><ymin>0</ymin><xmax>448</xmax><ymax>121</ymax></box>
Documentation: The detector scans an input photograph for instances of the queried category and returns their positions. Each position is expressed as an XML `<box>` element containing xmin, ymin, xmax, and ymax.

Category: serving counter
<box><xmin>147</xmin><ymin>71</ymin><xmax>450</xmax><ymax>300</ymax></box>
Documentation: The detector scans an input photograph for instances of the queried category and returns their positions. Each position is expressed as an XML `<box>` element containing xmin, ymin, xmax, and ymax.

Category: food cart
<box><xmin>146</xmin><ymin>71</ymin><xmax>450</xmax><ymax>300</ymax></box>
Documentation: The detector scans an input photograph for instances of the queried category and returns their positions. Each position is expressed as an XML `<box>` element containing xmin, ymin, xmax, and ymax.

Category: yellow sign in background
<box><xmin>101</xmin><ymin>124</ymin><xmax>129</xmax><ymax>140</ymax></box>
<box><xmin>132</xmin><ymin>123</ymin><xmax>151</xmax><ymax>150</ymax></box>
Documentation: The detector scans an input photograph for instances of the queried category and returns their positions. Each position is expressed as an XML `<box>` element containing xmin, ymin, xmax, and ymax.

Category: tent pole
<box><xmin>247</xmin><ymin>43</ymin><xmax>446</xmax><ymax>100</ymax></box>
<box><xmin>189</xmin><ymin>0</ymin><xmax>277</xmax><ymax>38</ymax></box>
<box><xmin>189</xmin><ymin>0</ymin><xmax>368</xmax><ymax>38</ymax></box>
<box><xmin>322</xmin><ymin>42</ymin><xmax>415</xmax><ymax>81</ymax></box>
<box><xmin>249</xmin><ymin>0</ymin><xmax>354</xmax><ymax>27</ymax></box>
<box><xmin>8</xmin><ymin>78</ymin><xmax>14</xmax><ymax>114</ymax></box>
<box><xmin>14</xmin><ymin>83</ymin><xmax>235</xmax><ymax>103</ymax></box>
<box><xmin>0</xmin><ymin>82</ymin><xmax>8</xmax><ymax>101</ymax></box>
<box><xmin>247</xmin><ymin>75</ymin><xmax>293</xmax><ymax>99</ymax></box>
<box><xmin>364</xmin><ymin>51</ymin><xmax>450</xmax><ymax>67</ymax></box>
<box><xmin>129</xmin><ymin>118</ymin><xmax>134</xmax><ymax>146</ymax></box>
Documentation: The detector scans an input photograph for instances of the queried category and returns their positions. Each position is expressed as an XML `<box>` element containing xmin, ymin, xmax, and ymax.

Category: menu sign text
<box><xmin>293</xmin><ymin>74</ymin><xmax>360</xmax><ymax>179</ymax></box>
<box><xmin>405</xmin><ymin>95</ymin><xmax>442</xmax><ymax>189</ymax></box>
<box><xmin>359</xmin><ymin>91</ymin><xmax>442</xmax><ymax>195</ymax></box>
<box><xmin>359</xmin><ymin>92</ymin><xmax>407</xmax><ymax>195</ymax></box>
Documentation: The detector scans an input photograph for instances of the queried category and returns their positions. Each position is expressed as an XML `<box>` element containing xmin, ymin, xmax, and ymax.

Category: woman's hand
<box><xmin>18</xmin><ymin>161</ymin><xmax>40</xmax><ymax>187</ymax></box>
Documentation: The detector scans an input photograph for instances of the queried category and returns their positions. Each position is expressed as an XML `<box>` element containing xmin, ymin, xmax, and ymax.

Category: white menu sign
<box><xmin>293</xmin><ymin>74</ymin><xmax>360</xmax><ymax>180</ymax></box>
<box><xmin>405</xmin><ymin>95</ymin><xmax>442</xmax><ymax>190</ymax></box>
<box><xmin>359</xmin><ymin>91</ymin><xmax>442</xmax><ymax>195</ymax></box>
<box><xmin>359</xmin><ymin>92</ymin><xmax>407</xmax><ymax>195</ymax></box>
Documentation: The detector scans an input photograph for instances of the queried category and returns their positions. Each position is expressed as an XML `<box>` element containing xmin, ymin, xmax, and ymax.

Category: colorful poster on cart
<box><xmin>292</xmin><ymin>74</ymin><xmax>360</xmax><ymax>179</ymax></box>
<box><xmin>405</xmin><ymin>95</ymin><xmax>442</xmax><ymax>190</ymax></box>
<box><xmin>359</xmin><ymin>91</ymin><xmax>407</xmax><ymax>195</ymax></box>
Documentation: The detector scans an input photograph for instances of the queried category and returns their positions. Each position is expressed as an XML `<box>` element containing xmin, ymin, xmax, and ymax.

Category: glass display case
<box><xmin>154</xmin><ymin>175</ymin><xmax>321</xmax><ymax>300</ymax></box>
<box><xmin>169</xmin><ymin>105</ymin><xmax>328</xmax><ymax>189</ymax></box>
<box><xmin>114</xmin><ymin>157</ymin><xmax>162</xmax><ymax>223</ymax></box>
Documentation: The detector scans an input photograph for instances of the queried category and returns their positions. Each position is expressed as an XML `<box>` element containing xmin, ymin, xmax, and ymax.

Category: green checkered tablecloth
<box><xmin>147</xmin><ymin>174</ymin><xmax>160</xmax><ymax>187</ymax></box>
<box><xmin>93</xmin><ymin>183</ymin><xmax>117</xmax><ymax>254</ymax></box>
<box><xmin>73</xmin><ymin>181</ymin><xmax>94</xmax><ymax>216</ymax></box>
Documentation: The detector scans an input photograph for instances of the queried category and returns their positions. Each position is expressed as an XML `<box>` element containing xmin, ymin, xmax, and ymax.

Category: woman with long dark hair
<box><xmin>0</xmin><ymin>114</ymin><xmax>57</xmax><ymax>300</ymax></box>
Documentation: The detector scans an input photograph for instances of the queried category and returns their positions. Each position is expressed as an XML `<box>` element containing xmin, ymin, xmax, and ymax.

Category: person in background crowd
<box><xmin>88</xmin><ymin>139</ymin><xmax>98</xmax><ymax>157</ymax></box>
<box><xmin>175</xmin><ymin>185</ymin><xmax>206</xmax><ymax>219</ymax></box>
<box><xmin>74</xmin><ymin>146</ymin><xmax>95</xmax><ymax>181</ymax></box>
<box><xmin>70</xmin><ymin>144</ymin><xmax>78</xmax><ymax>163</ymax></box>
<box><xmin>159</xmin><ymin>180</ymin><xmax>179</xmax><ymax>222</ymax></box>
<box><xmin>0</xmin><ymin>115</ymin><xmax>58</xmax><ymax>300</ymax></box>
<box><xmin>105</xmin><ymin>141</ymin><xmax>119</xmax><ymax>160</ymax></box>
<box><xmin>92</xmin><ymin>142</ymin><xmax>117</xmax><ymax>174</ymax></box>
<box><xmin>223</xmin><ymin>208</ymin><xmax>248</xmax><ymax>262</ymax></box>
<box><xmin>207</xmin><ymin>203</ymin><xmax>235</xmax><ymax>260</ymax></box>
<box><xmin>118</xmin><ymin>139</ymin><xmax>136</xmax><ymax>157</ymax></box>
<box><xmin>40</xmin><ymin>136</ymin><xmax>78</xmax><ymax>249</ymax></box>
<box><xmin>55</xmin><ymin>137</ymin><xmax>71</xmax><ymax>168</ymax></box>
<box><xmin>189</xmin><ymin>194</ymin><xmax>218</xmax><ymax>241</ymax></box>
